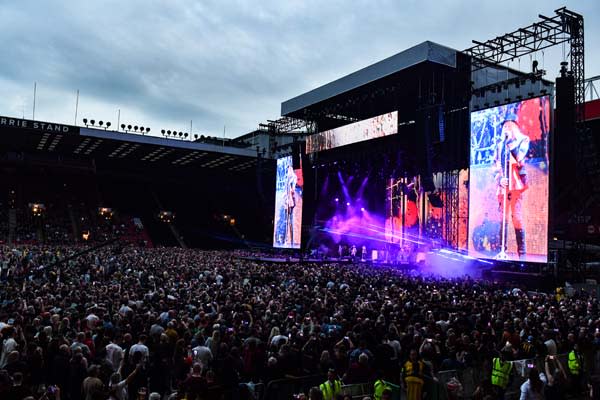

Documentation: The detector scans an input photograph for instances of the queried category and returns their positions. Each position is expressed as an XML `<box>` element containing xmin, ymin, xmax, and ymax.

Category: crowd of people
<box><xmin>0</xmin><ymin>205</ymin><xmax>152</xmax><ymax>248</ymax></box>
<box><xmin>0</xmin><ymin>243</ymin><xmax>599</xmax><ymax>400</ymax></box>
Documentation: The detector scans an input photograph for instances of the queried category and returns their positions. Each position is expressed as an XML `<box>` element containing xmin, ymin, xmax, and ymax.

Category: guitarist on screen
<box><xmin>284</xmin><ymin>164</ymin><xmax>297</xmax><ymax>246</ymax></box>
<box><xmin>494</xmin><ymin>117</ymin><xmax>530</xmax><ymax>260</ymax></box>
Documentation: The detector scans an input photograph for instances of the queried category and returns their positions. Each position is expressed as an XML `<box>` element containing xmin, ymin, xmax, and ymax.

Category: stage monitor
<box><xmin>468</xmin><ymin>96</ymin><xmax>550</xmax><ymax>263</ymax></box>
<box><xmin>305</xmin><ymin>111</ymin><xmax>398</xmax><ymax>154</ymax></box>
<box><xmin>273</xmin><ymin>155</ymin><xmax>303</xmax><ymax>248</ymax></box>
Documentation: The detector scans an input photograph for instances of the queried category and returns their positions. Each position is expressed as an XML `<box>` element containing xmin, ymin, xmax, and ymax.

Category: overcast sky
<box><xmin>1</xmin><ymin>0</ymin><xmax>598</xmax><ymax>138</ymax></box>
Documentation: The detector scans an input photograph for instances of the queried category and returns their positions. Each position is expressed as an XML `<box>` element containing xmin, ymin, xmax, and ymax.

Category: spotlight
<box><xmin>335</xmin><ymin>198</ymin><xmax>339</xmax><ymax>202</ymax></box>
<box><xmin>121</xmin><ymin>124</ymin><xmax>126</xmax><ymax>130</ymax></box>
<box><xmin>360</xmin><ymin>207</ymin><xmax>365</xmax><ymax>212</ymax></box>
<box><xmin>346</xmin><ymin>202</ymin><xmax>350</xmax><ymax>206</ymax></box>
<box><xmin>146</xmin><ymin>127</ymin><xmax>151</xmax><ymax>133</ymax></box>
<box><xmin>127</xmin><ymin>125</ymin><xmax>132</xmax><ymax>130</ymax></box>
<box><xmin>98</xmin><ymin>121</ymin><xmax>104</xmax><ymax>127</ymax></box>
<box><xmin>83</xmin><ymin>118</ymin><xmax>88</xmax><ymax>125</ymax></box>
<box><xmin>90</xmin><ymin>119</ymin><xmax>95</xmax><ymax>126</ymax></box>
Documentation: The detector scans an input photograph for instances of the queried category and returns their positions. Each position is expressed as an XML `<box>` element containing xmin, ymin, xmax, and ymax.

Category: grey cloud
<box><xmin>0</xmin><ymin>0</ymin><xmax>598</xmax><ymax>137</ymax></box>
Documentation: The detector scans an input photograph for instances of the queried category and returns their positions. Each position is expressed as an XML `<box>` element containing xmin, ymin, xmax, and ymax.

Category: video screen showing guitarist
<box><xmin>283</xmin><ymin>164</ymin><xmax>297</xmax><ymax>245</ymax></box>
<box><xmin>494</xmin><ymin>117</ymin><xmax>530</xmax><ymax>260</ymax></box>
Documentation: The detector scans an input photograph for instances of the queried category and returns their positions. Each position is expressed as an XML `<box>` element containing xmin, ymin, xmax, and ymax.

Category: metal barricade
<box><xmin>436</xmin><ymin>354</ymin><xmax>572</xmax><ymax>399</ymax></box>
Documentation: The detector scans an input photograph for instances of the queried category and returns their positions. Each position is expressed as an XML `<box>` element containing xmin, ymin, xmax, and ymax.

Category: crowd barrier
<box><xmin>436</xmin><ymin>353</ymin><xmax>573</xmax><ymax>399</ymax></box>
<box><xmin>258</xmin><ymin>353</ymin><xmax>579</xmax><ymax>400</ymax></box>
<box><xmin>264</xmin><ymin>374</ymin><xmax>323</xmax><ymax>400</ymax></box>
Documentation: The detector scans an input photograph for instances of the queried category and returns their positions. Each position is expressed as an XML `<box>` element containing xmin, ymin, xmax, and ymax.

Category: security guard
<box><xmin>568</xmin><ymin>345</ymin><xmax>582</xmax><ymax>375</ymax></box>
<box><xmin>320</xmin><ymin>368</ymin><xmax>342</xmax><ymax>400</ymax></box>
<box><xmin>374</xmin><ymin>377</ymin><xmax>391</xmax><ymax>400</ymax></box>
<box><xmin>569</xmin><ymin>343</ymin><xmax>584</xmax><ymax>394</ymax></box>
<box><xmin>491</xmin><ymin>349</ymin><xmax>513</xmax><ymax>399</ymax></box>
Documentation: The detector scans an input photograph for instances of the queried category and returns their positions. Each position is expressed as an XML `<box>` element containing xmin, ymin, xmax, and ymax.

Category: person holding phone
<box><xmin>544</xmin><ymin>355</ymin><xmax>567</xmax><ymax>400</ymax></box>
<box><xmin>519</xmin><ymin>366</ymin><xmax>546</xmax><ymax>400</ymax></box>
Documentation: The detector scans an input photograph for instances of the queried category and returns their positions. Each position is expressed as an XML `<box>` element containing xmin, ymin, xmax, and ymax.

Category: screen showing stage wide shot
<box><xmin>468</xmin><ymin>96</ymin><xmax>550</xmax><ymax>263</ymax></box>
<box><xmin>306</xmin><ymin>111</ymin><xmax>398</xmax><ymax>154</ymax></box>
<box><xmin>273</xmin><ymin>156</ymin><xmax>303</xmax><ymax>248</ymax></box>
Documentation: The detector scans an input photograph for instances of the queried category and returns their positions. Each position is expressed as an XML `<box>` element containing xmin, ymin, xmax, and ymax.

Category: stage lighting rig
<box><xmin>158</xmin><ymin>211</ymin><xmax>175</xmax><ymax>223</ymax></box>
<box><xmin>98</xmin><ymin>207</ymin><xmax>114</xmax><ymax>220</ymax></box>
<box><xmin>29</xmin><ymin>203</ymin><xmax>46</xmax><ymax>217</ymax></box>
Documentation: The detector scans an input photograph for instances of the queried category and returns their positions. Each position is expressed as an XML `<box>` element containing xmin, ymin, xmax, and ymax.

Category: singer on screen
<box><xmin>494</xmin><ymin>117</ymin><xmax>530</xmax><ymax>260</ymax></box>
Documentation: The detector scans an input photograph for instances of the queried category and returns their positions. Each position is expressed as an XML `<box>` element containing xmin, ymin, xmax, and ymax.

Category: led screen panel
<box><xmin>306</xmin><ymin>111</ymin><xmax>398</xmax><ymax>154</ymax></box>
<box><xmin>273</xmin><ymin>156</ymin><xmax>303</xmax><ymax>248</ymax></box>
<box><xmin>468</xmin><ymin>96</ymin><xmax>550</xmax><ymax>263</ymax></box>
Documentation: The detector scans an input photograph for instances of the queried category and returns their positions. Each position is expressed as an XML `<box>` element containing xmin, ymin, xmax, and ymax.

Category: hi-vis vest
<box><xmin>320</xmin><ymin>380</ymin><xmax>342</xmax><ymax>400</ymax></box>
<box><xmin>568</xmin><ymin>351</ymin><xmax>581</xmax><ymax>375</ymax></box>
<box><xmin>374</xmin><ymin>379</ymin><xmax>391</xmax><ymax>400</ymax></box>
<box><xmin>491</xmin><ymin>358</ymin><xmax>512</xmax><ymax>389</ymax></box>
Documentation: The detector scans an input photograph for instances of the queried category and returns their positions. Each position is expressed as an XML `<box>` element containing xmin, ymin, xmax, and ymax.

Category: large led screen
<box><xmin>468</xmin><ymin>96</ymin><xmax>550</xmax><ymax>263</ymax></box>
<box><xmin>273</xmin><ymin>156</ymin><xmax>303</xmax><ymax>248</ymax></box>
<box><xmin>306</xmin><ymin>111</ymin><xmax>398</xmax><ymax>154</ymax></box>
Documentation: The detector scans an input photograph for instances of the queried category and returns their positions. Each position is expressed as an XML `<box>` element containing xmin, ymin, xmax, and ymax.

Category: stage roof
<box><xmin>281</xmin><ymin>41</ymin><xmax>458</xmax><ymax>117</ymax></box>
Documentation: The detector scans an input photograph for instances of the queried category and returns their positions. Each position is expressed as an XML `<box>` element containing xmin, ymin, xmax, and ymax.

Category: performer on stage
<box><xmin>361</xmin><ymin>245</ymin><xmax>367</xmax><ymax>261</ymax></box>
<box><xmin>494</xmin><ymin>117</ymin><xmax>530</xmax><ymax>260</ymax></box>
<box><xmin>350</xmin><ymin>245</ymin><xmax>357</xmax><ymax>260</ymax></box>
<box><xmin>338</xmin><ymin>244</ymin><xmax>343</xmax><ymax>259</ymax></box>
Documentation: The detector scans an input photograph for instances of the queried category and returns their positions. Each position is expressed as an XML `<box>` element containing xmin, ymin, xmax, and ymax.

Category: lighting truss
<box><xmin>464</xmin><ymin>7</ymin><xmax>584</xmax><ymax>123</ymax></box>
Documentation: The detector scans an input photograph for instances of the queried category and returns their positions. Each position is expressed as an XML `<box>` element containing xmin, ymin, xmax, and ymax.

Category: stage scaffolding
<box><xmin>386</xmin><ymin>170</ymin><xmax>463</xmax><ymax>251</ymax></box>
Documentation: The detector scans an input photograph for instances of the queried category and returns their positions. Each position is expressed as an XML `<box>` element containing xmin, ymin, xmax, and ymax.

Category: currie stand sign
<box><xmin>0</xmin><ymin>116</ymin><xmax>79</xmax><ymax>134</ymax></box>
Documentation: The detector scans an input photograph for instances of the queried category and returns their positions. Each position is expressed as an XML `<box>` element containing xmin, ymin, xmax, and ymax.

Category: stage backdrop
<box><xmin>468</xmin><ymin>96</ymin><xmax>550</xmax><ymax>263</ymax></box>
<box><xmin>273</xmin><ymin>156</ymin><xmax>303</xmax><ymax>248</ymax></box>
